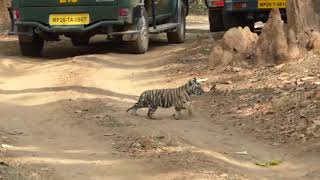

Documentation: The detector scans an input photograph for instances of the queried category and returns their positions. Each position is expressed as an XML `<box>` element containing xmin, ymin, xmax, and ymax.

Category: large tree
<box><xmin>287</xmin><ymin>0</ymin><xmax>320</xmax><ymax>41</ymax></box>
<box><xmin>0</xmin><ymin>0</ymin><xmax>11</xmax><ymax>32</ymax></box>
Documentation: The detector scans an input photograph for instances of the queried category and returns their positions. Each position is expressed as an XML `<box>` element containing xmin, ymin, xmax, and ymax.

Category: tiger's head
<box><xmin>186</xmin><ymin>78</ymin><xmax>204</xmax><ymax>96</ymax></box>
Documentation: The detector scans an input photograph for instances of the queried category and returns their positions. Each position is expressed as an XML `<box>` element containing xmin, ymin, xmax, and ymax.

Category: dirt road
<box><xmin>0</xmin><ymin>21</ymin><xmax>319</xmax><ymax>180</ymax></box>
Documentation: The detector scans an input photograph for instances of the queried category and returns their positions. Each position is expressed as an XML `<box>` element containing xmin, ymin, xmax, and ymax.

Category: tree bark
<box><xmin>287</xmin><ymin>0</ymin><xmax>320</xmax><ymax>39</ymax></box>
<box><xmin>0</xmin><ymin>0</ymin><xmax>11</xmax><ymax>32</ymax></box>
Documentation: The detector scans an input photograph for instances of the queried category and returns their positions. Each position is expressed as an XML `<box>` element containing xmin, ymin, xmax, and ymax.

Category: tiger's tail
<box><xmin>126</xmin><ymin>106</ymin><xmax>135</xmax><ymax>112</ymax></box>
<box><xmin>126</xmin><ymin>94</ymin><xmax>145</xmax><ymax>112</ymax></box>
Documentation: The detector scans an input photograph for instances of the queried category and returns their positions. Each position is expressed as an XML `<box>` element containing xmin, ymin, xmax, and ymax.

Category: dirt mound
<box><xmin>208</xmin><ymin>27</ymin><xmax>258</xmax><ymax>68</ymax></box>
<box><xmin>254</xmin><ymin>8</ymin><xmax>290</xmax><ymax>65</ymax></box>
<box><xmin>308</xmin><ymin>31</ymin><xmax>320</xmax><ymax>55</ymax></box>
<box><xmin>208</xmin><ymin>9</ymin><xmax>301</xmax><ymax>68</ymax></box>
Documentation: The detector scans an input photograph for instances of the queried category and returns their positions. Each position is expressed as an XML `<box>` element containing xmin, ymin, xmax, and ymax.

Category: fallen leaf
<box><xmin>255</xmin><ymin>160</ymin><xmax>282</xmax><ymax>167</ymax></box>
<box><xmin>0</xmin><ymin>161</ymin><xmax>9</xmax><ymax>167</ymax></box>
<box><xmin>221</xmin><ymin>81</ymin><xmax>232</xmax><ymax>85</ymax></box>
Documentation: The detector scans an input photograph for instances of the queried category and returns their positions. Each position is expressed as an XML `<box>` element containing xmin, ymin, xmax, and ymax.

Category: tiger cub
<box><xmin>127</xmin><ymin>78</ymin><xmax>204</xmax><ymax>119</ymax></box>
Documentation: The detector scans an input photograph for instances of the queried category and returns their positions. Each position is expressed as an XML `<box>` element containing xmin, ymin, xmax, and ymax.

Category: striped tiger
<box><xmin>126</xmin><ymin>78</ymin><xmax>204</xmax><ymax>119</ymax></box>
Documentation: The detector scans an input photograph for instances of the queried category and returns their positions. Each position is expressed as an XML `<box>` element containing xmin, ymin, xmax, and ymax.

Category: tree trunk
<box><xmin>287</xmin><ymin>0</ymin><xmax>320</xmax><ymax>40</ymax></box>
<box><xmin>0</xmin><ymin>0</ymin><xmax>11</xmax><ymax>32</ymax></box>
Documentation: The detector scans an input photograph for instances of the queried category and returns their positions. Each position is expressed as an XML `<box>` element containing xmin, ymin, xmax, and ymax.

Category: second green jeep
<box><xmin>12</xmin><ymin>0</ymin><xmax>189</xmax><ymax>56</ymax></box>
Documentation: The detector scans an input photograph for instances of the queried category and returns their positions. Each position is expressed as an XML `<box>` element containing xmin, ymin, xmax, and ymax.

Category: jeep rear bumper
<box><xmin>16</xmin><ymin>20</ymin><xmax>139</xmax><ymax>34</ymax></box>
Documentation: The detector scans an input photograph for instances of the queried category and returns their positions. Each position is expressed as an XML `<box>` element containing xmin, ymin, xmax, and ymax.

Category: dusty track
<box><xmin>0</xmin><ymin>22</ymin><xmax>319</xmax><ymax>180</ymax></box>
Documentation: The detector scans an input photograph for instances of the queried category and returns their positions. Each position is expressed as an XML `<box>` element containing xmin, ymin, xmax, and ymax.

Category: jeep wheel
<box><xmin>167</xmin><ymin>2</ymin><xmax>186</xmax><ymax>44</ymax></box>
<box><xmin>129</xmin><ymin>9</ymin><xmax>149</xmax><ymax>54</ymax></box>
<box><xmin>209</xmin><ymin>9</ymin><xmax>224</xmax><ymax>32</ymax></box>
<box><xmin>248</xmin><ymin>21</ymin><xmax>255</xmax><ymax>32</ymax></box>
<box><xmin>71</xmin><ymin>37</ymin><xmax>90</xmax><ymax>46</ymax></box>
<box><xmin>19</xmin><ymin>34</ymin><xmax>44</xmax><ymax>57</ymax></box>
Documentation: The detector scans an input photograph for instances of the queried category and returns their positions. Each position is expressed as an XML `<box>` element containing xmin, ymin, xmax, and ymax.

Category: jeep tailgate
<box><xmin>20</xmin><ymin>0</ymin><xmax>117</xmax><ymax>7</ymax></box>
<box><xmin>224</xmin><ymin>0</ymin><xmax>266</xmax><ymax>11</ymax></box>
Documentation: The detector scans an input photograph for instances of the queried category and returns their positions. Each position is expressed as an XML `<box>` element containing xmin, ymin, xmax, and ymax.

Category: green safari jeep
<box><xmin>11</xmin><ymin>0</ymin><xmax>189</xmax><ymax>56</ymax></box>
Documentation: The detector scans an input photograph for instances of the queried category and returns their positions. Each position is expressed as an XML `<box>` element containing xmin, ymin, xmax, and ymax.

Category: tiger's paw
<box><xmin>148</xmin><ymin>115</ymin><xmax>157</xmax><ymax>120</ymax></box>
<box><xmin>173</xmin><ymin>114</ymin><xmax>182</xmax><ymax>120</ymax></box>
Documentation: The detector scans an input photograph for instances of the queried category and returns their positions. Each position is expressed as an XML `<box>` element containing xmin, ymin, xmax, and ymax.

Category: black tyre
<box><xmin>19</xmin><ymin>34</ymin><xmax>44</xmax><ymax>57</ymax></box>
<box><xmin>222</xmin><ymin>12</ymin><xmax>247</xmax><ymax>31</ymax></box>
<box><xmin>71</xmin><ymin>37</ymin><xmax>90</xmax><ymax>46</ymax></box>
<box><xmin>129</xmin><ymin>9</ymin><xmax>149</xmax><ymax>54</ymax></box>
<box><xmin>167</xmin><ymin>2</ymin><xmax>186</xmax><ymax>44</ymax></box>
<box><xmin>209</xmin><ymin>9</ymin><xmax>224</xmax><ymax>32</ymax></box>
<box><xmin>248</xmin><ymin>21</ymin><xmax>255</xmax><ymax>32</ymax></box>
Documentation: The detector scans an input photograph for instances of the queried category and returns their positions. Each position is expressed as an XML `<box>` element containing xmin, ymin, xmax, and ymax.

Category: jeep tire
<box><xmin>209</xmin><ymin>9</ymin><xmax>224</xmax><ymax>32</ymax></box>
<box><xmin>167</xmin><ymin>1</ymin><xmax>186</xmax><ymax>44</ymax></box>
<box><xmin>18</xmin><ymin>33</ymin><xmax>44</xmax><ymax>57</ymax></box>
<box><xmin>129</xmin><ymin>9</ymin><xmax>149</xmax><ymax>54</ymax></box>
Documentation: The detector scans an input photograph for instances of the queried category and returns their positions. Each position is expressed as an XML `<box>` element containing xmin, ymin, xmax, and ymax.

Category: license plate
<box><xmin>258</xmin><ymin>0</ymin><xmax>287</xmax><ymax>9</ymax></box>
<box><xmin>49</xmin><ymin>13</ymin><xmax>90</xmax><ymax>25</ymax></box>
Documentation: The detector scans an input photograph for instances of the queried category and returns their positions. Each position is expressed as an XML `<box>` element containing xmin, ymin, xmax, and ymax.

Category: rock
<box><xmin>232</xmin><ymin>67</ymin><xmax>242</xmax><ymax>72</ymax></box>
<box><xmin>130</xmin><ymin>142</ymin><xmax>142</xmax><ymax>149</ymax></box>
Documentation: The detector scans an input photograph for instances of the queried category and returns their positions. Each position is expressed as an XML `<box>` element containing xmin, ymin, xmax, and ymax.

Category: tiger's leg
<box><xmin>147</xmin><ymin>105</ymin><xmax>158</xmax><ymax>119</ymax></box>
<box><xmin>174</xmin><ymin>107</ymin><xmax>182</xmax><ymax>120</ymax></box>
<box><xmin>128</xmin><ymin>102</ymin><xmax>147</xmax><ymax>116</ymax></box>
<box><xmin>185</xmin><ymin>102</ymin><xmax>193</xmax><ymax>116</ymax></box>
<box><xmin>131</xmin><ymin>106</ymin><xmax>138</xmax><ymax>116</ymax></box>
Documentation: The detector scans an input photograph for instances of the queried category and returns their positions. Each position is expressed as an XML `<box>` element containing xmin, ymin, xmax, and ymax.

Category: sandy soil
<box><xmin>0</xmin><ymin>21</ymin><xmax>319</xmax><ymax>180</ymax></box>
